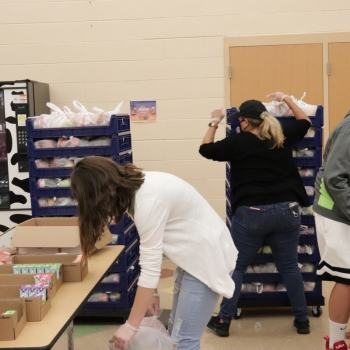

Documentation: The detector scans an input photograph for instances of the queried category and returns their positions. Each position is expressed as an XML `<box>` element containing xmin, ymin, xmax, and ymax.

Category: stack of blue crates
<box><xmin>225</xmin><ymin>106</ymin><xmax>325</xmax><ymax>317</ymax></box>
<box><xmin>26</xmin><ymin>114</ymin><xmax>140</xmax><ymax>314</ymax></box>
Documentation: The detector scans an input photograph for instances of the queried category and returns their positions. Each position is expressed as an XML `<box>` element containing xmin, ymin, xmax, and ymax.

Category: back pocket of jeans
<box><xmin>240</xmin><ymin>206</ymin><xmax>266</xmax><ymax>232</ymax></box>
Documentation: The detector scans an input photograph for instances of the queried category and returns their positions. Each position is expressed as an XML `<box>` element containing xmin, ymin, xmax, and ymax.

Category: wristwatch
<box><xmin>208</xmin><ymin>122</ymin><xmax>218</xmax><ymax>128</ymax></box>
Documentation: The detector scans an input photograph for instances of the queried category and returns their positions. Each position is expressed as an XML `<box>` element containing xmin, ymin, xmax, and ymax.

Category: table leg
<box><xmin>67</xmin><ymin>321</ymin><xmax>74</xmax><ymax>350</ymax></box>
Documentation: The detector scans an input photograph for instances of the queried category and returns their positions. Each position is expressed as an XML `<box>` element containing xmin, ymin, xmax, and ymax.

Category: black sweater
<box><xmin>199</xmin><ymin>120</ymin><xmax>311</xmax><ymax>213</ymax></box>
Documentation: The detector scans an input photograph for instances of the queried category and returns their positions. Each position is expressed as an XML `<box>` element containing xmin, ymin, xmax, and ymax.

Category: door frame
<box><xmin>224</xmin><ymin>32</ymin><xmax>350</xmax><ymax>141</ymax></box>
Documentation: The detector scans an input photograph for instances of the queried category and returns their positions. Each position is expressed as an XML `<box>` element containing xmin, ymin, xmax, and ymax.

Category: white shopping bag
<box><xmin>109</xmin><ymin>317</ymin><xmax>172</xmax><ymax>350</ymax></box>
<box><xmin>264</xmin><ymin>92</ymin><xmax>318</xmax><ymax>117</ymax></box>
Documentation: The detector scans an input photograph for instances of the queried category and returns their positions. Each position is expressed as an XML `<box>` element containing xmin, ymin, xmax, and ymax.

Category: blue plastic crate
<box><xmin>95</xmin><ymin>260</ymin><xmax>139</xmax><ymax>292</ymax></box>
<box><xmin>300</xmin><ymin>167</ymin><xmax>319</xmax><ymax>187</ymax></box>
<box><xmin>226</xmin><ymin>199</ymin><xmax>232</xmax><ymax>219</ymax></box>
<box><xmin>293</xmin><ymin>127</ymin><xmax>323</xmax><ymax>148</ymax></box>
<box><xmin>27</xmin><ymin>133</ymin><xmax>131</xmax><ymax>158</ymax></box>
<box><xmin>239</xmin><ymin>281</ymin><xmax>322</xmax><ymax>300</ymax></box>
<box><xmin>251</xmin><ymin>250</ymin><xmax>319</xmax><ymax>264</ymax></box>
<box><xmin>109</xmin><ymin>224</ymin><xmax>138</xmax><ymax>247</ymax></box>
<box><xmin>112</xmin><ymin>150</ymin><xmax>133</xmax><ymax>165</ymax></box>
<box><xmin>84</xmin><ymin>277</ymin><xmax>138</xmax><ymax>309</ymax></box>
<box><xmin>226</xmin><ymin>162</ymin><xmax>231</xmax><ymax>181</ymax></box>
<box><xmin>29</xmin><ymin>158</ymin><xmax>74</xmax><ymax>178</ymax></box>
<box><xmin>298</xmin><ymin>250</ymin><xmax>320</xmax><ymax>263</ymax></box>
<box><xmin>308</xmin><ymin>195</ymin><xmax>315</xmax><ymax>205</ymax></box>
<box><xmin>29</xmin><ymin>178</ymin><xmax>72</xmax><ymax>198</ymax></box>
<box><xmin>225</xmin><ymin>180</ymin><xmax>231</xmax><ymax>202</ymax></box>
<box><xmin>226</xmin><ymin>215</ymin><xmax>232</xmax><ymax>232</ymax></box>
<box><xmin>110</xmin><ymin>239</ymin><xmax>140</xmax><ymax>273</ymax></box>
<box><xmin>301</xmin><ymin>215</ymin><xmax>315</xmax><ymax>226</ymax></box>
<box><xmin>227</xmin><ymin>106</ymin><xmax>324</xmax><ymax>127</ymax></box>
<box><xmin>276</xmin><ymin>106</ymin><xmax>324</xmax><ymax>127</ymax></box>
<box><xmin>31</xmin><ymin>197</ymin><xmax>77</xmax><ymax>217</ymax></box>
<box><xmin>299</xmin><ymin>234</ymin><xmax>317</xmax><ymax>245</ymax></box>
<box><xmin>243</xmin><ymin>271</ymin><xmax>316</xmax><ymax>284</ymax></box>
<box><xmin>28</xmin><ymin>151</ymin><xmax>133</xmax><ymax>178</ymax></box>
<box><xmin>293</xmin><ymin>147</ymin><xmax>322</xmax><ymax>167</ymax></box>
<box><xmin>26</xmin><ymin>114</ymin><xmax>130</xmax><ymax>138</ymax></box>
<box><xmin>109</xmin><ymin>213</ymin><xmax>134</xmax><ymax>236</ymax></box>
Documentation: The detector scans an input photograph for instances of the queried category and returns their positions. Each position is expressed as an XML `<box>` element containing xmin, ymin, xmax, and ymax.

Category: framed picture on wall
<box><xmin>130</xmin><ymin>100</ymin><xmax>157</xmax><ymax>122</ymax></box>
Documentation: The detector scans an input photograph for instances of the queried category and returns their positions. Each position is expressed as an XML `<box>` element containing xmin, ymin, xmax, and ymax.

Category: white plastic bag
<box><xmin>34</xmin><ymin>103</ymin><xmax>72</xmax><ymax>129</ymax></box>
<box><xmin>263</xmin><ymin>93</ymin><xmax>318</xmax><ymax>117</ymax></box>
<box><xmin>72</xmin><ymin>100</ymin><xmax>95</xmax><ymax>126</ymax></box>
<box><xmin>93</xmin><ymin>101</ymin><xmax>123</xmax><ymax>125</ymax></box>
<box><xmin>109</xmin><ymin>317</ymin><xmax>172</xmax><ymax>350</ymax></box>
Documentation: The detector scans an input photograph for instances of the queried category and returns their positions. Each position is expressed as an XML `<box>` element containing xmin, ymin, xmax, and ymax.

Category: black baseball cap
<box><xmin>230</xmin><ymin>100</ymin><xmax>267</xmax><ymax>120</ymax></box>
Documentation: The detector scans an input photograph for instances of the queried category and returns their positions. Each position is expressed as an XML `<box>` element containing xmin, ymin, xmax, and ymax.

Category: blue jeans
<box><xmin>219</xmin><ymin>201</ymin><xmax>308</xmax><ymax>323</ymax></box>
<box><xmin>168</xmin><ymin>268</ymin><xmax>219</xmax><ymax>350</ymax></box>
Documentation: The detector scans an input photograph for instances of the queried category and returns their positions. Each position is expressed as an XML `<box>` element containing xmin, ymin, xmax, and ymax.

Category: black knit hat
<box><xmin>230</xmin><ymin>100</ymin><xmax>267</xmax><ymax>120</ymax></box>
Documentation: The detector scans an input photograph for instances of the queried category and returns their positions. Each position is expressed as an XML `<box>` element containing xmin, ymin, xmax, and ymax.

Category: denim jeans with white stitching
<box><xmin>219</xmin><ymin>201</ymin><xmax>308</xmax><ymax>323</ymax></box>
<box><xmin>168</xmin><ymin>267</ymin><xmax>219</xmax><ymax>349</ymax></box>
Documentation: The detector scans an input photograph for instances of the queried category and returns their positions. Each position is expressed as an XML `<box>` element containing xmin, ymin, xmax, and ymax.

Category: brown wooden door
<box><xmin>328</xmin><ymin>42</ymin><xmax>350</xmax><ymax>132</ymax></box>
<box><xmin>229</xmin><ymin>44</ymin><xmax>324</xmax><ymax>109</ymax></box>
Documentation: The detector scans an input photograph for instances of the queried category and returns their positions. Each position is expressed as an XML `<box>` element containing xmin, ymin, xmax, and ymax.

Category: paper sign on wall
<box><xmin>130</xmin><ymin>100</ymin><xmax>157</xmax><ymax>122</ymax></box>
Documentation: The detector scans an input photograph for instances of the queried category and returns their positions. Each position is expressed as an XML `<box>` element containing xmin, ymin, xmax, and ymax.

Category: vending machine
<box><xmin>0</xmin><ymin>80</ymin><xmax>49</xmax><ymax>243</ymax></box>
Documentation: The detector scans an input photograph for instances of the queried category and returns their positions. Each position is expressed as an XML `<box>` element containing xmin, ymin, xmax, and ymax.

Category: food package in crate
<box><xmin>33</xmin><ymin>101</ymin><xmax>123</xmax><ymax>128</ymax></box>
<box><xmin>35</xmin><ymin>157</ymin><xmax>78</xmax><ymax>168</ymax></box>
<box><xmin>37</xmin><ymin>178</ymin><xmax>71</xmax><ymax>188</ymax></box>
<box><xmin>38</xmin><ymin>197</ymin><xmax>77</xmax><ymax>207</ymax></box>
<box><xmin>264</xmin><ymin>92</ymin><xmax>318</xmax><ymax>117</ymax></box>
<box><xmin>109</xmin><ymin>317</ymin><xmax>172</xmax><ymax>350</ymax></box>
<box><xmin>92</xmin><ymin>101</ymin><xmax>124</xmax><ymax>125</ymax></box>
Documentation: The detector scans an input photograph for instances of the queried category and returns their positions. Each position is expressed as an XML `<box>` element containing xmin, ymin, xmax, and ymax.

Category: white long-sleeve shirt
<box><xmin>131</xmin><ymin>171</ymin><xmax>237</xmax><ymax>298</ymax></box>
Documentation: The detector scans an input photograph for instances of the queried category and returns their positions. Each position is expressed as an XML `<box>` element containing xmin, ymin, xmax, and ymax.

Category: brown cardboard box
<box><xmin>0</xmin><ymin>263</ymin><xmax>63</xmax><ymax>291</ymax></box>
<box><xmin>0</xmin><ymin>299</ymin><xmax>26</xmax><ymax>341</ymax></box>
<box><xmin>11</xmin><ymin>254</ymin><xmax>88</xmax><ymax>282</ymax></box>
<box><xmin>0</xmin><ymin>271</ymin><xmax>59</xmax><ymax>301</ymax></box>
<box><xmin>0</xmin><ymin>285</ymin><xmax>51</xmax><ymax>322</ymax></box>
<box><xmin>10</xmin><ymin>217</ymin><xmax>112</xmax><ymax>255</ymax></box>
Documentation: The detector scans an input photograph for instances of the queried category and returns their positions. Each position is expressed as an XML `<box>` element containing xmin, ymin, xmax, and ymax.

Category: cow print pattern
<box><xmin>9</xmin><ymin>191</ymin><xmax>27</xmax><ymax>205</ymax></box>
<box><xmin>12</xmin><ymin>177</ymin><xmax>29</xmax><ymax>193</ymax></box>
<box><xmin>0</xmin><ymin>210</ymin><xmax>32</xmax><ymax>246</ymax></box>
<box><xmin>3</xmin><ymin>84</ymin><xmax>31</xmax><ymax>210</ymax></box>
<box><xmin>9</xmin><ymin>213</ymin><xmax>32</xmax><ymax>224</ymax></box>
<box><xmin>5</xmin><ymin>116</ymin><xmax>16</xmax><ymax>125</ymax></box>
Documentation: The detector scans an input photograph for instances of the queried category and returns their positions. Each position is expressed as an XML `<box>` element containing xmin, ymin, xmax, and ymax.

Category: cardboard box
<box><xmin>0</xmin><ymin>285</ymin><xmax>51</xmax><ymax>322</ymax></box>
<box><xmin>10</xmin><ymin>217</ymin><xmax>112</xmax><ymax>255</ymax></box>
<box><xmin>0</xmin><ymin>270</ymin><xmax>60</xmax><ymax>298</ymax></box>
<box><xmin>10</xmin><ymin>254</ymin><xmax>88</xmax><ymax>283</ymax></box>
<box><xmin>0</xmin><ymin>299</ymin><xmax>26</xmax><ymax>341</ymax></box>
<box><xmin>10</xmin><ymin>257</ymin><xmax>64</xmax><ymax>288</ymax></box>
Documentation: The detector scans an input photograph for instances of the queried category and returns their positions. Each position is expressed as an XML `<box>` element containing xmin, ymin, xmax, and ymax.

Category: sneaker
<box><xmin>207</xmin><ymin>315</ymin><xmax>230</xmax><ymax>337</ymax></box>
<box><xmin>293</xmin><ymin>319</ymin><xmax>310</xmax><ymax>334</ymax></box>
<box><xmin>324</xmin><ymin>335</ymin><xmax>349</xmax><ymax>350</ymax></box>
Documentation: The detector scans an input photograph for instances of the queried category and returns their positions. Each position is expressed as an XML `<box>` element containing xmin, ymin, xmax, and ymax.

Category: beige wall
<box><xmin>2</xmin><ymin>0</ymin><xmax>350</xmax><ymax>218</ymax></box>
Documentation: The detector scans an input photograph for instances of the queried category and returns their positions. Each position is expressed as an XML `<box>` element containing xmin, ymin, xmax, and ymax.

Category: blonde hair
<box><xmin>246</xmin><ymin>112</ymin><xmax>285</xmax><ymax>148</ymax></box>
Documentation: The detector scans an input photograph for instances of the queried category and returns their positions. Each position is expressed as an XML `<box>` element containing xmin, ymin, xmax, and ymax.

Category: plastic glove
<box><xmin>109</xmin><ymin>323</ymin><xmax>137</xmax><ymax>350</ymax></box>
<box><xmin>147</xmin><ymin>294</ymin><xmax>161</xmax><ymax>317</ymax></box>
<box><xmin>266</xmin><ymin>92</ymin><xmax>288</xmax><ymax>102</ymax></box>
<box><xmin>211</xmin><ymin>107</ymin><xmax>225</xmax><ymax>122</ymax></box>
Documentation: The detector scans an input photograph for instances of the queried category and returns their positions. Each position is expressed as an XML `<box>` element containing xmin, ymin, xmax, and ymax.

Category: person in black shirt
<box><xmin>199</xmin><ymin>92</ymin><xmax>312</xmax><ymax>337</ymax></box>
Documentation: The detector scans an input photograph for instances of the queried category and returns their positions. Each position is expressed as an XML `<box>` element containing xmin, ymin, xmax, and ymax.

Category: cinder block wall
<box><xmin>1</xmin><ymin>0</ymin><xmax>350</xmax><ymax>218</ymax></box>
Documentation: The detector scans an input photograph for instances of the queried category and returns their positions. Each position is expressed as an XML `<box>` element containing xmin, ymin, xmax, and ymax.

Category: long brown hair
<box><xmin>246</xmin><ymin>112</ymin><xmax>285</xmax><ymax>148</ymax></box>
<box><xmin>70</xmin><ymin>156</ymin><xmax>144</xmax><ymax>257</ymax></box>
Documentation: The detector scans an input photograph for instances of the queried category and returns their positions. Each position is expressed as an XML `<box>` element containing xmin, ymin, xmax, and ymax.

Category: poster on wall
<box><xmin>130</xmin><ymin>100</ymin><xmax>157</xmax><ymax>122</ymax></box>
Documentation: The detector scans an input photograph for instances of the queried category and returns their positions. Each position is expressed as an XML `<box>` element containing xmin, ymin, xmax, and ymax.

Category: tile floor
<box><xmin>52</xmin><ymin>258</ymin><xmax>344</xmax><ymax>350</ymax></box>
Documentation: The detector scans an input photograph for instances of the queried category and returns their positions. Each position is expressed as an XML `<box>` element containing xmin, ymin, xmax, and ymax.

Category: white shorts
<box><xmin>315</xmin><ymin>212</ymin><xmax>350</xmax><ymax>285</ymax></box>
